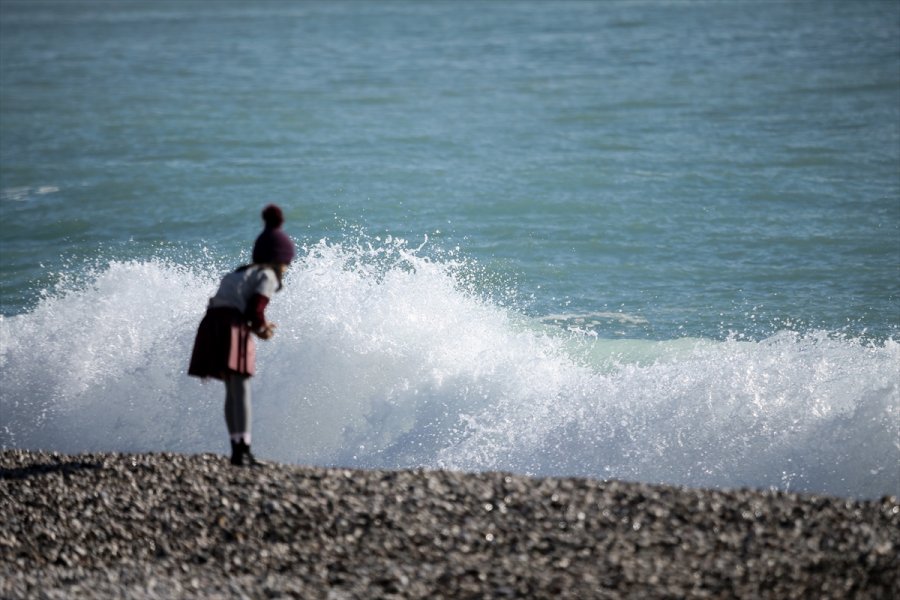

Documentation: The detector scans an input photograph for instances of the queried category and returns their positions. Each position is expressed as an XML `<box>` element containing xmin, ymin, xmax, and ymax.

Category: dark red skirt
<box><xmin>188</xmin><ymin>307</ymin><xmax>256</xmax><ymax>380</ymax></box>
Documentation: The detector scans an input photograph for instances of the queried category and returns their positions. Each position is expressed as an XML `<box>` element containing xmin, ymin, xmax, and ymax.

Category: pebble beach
<box><xmin>1</xmin><ymin>449</ymin><xmax>897</xmax><ymax>599</ymax></box>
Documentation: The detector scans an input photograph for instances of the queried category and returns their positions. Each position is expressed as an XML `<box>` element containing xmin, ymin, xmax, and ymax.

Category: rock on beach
<box><xmin>1</xmin><ymin>449</ymin><xmax>897</xmax><ymax>599</ymax></box>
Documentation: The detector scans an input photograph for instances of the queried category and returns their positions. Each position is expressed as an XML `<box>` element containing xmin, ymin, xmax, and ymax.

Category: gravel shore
<box><xmin>1</xmin><ymin>449</ymin><xmax>897</xmax><ymax>599</ymax></box>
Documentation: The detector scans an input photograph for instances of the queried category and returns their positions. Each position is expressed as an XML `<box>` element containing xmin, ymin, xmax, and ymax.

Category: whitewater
<box><xmin>1</xmin><ymin>238</ymin><xmax>896</xmax><ymax>500</ymax></box>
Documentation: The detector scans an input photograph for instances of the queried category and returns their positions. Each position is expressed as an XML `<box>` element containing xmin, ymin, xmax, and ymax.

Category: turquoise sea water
<box><xmin>1</xmin><ymin>1</ymin><xmax>899</xmax><ymax>498</ymax></box>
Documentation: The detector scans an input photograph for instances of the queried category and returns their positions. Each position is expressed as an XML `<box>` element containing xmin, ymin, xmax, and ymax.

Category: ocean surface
<box><xmin>1</xmin><ymin>0</ymin><xmax>898</xmax><ymax>499</ymax></box>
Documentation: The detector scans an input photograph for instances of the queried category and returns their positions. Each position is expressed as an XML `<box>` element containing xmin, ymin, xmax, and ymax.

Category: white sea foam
<box><xmin>0</xmin><ymin>185</ymin><xmax>59</xmax><ymax>202</ymax></box>
<box><xmin>1</xmin><ymin>240</ymin><xmax>897</xmax><ymax>499</ymax></box>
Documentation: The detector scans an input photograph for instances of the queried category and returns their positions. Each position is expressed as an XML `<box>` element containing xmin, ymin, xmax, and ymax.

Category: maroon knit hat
<box><xmin>252</xmin><ymin>204</ymin><xmax>295</xmax><ymax>264</ymax></box>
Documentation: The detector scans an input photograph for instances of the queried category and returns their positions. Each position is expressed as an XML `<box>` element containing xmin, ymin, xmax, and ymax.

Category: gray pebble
<box><xmin>1</xmin><ymin>449</ymin><xmax>897</xmax><ymax>598</ymax></box>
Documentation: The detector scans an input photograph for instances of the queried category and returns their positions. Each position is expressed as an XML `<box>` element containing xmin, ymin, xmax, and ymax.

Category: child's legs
<box><xmin>223</xmin><ymin>373</ymin><xmax>252</xmax><ymax>444</ymax></box>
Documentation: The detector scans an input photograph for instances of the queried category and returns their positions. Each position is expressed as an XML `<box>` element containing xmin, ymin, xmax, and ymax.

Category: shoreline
<box><xmin>2</xmin><ymin>449</ymin><xmax>897</xmax><ymax>598</ymax></box>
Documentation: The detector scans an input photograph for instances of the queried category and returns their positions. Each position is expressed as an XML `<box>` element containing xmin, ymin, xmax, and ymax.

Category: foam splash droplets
<box><xmin>1</xmin><ymin>240</ymin><xmax>898</xmax><ymax>499</ymax></box>
<box><xmin>439</xmin><ymin>331</ymin><xmax>899</xmax><ymax>499</ymax></box>
<box><xmin>0</xmin><ymin>258</ymin><xmax>223</xmax><ymax>451</ymax></box>
<box><xmin>255</xmin><ymin>238</ymin><xmax>544</xmax><ymax>467</ymax></box>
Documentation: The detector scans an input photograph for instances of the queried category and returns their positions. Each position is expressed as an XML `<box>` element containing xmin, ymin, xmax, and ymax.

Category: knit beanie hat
<box><xmin>252</xmin><ymin>204</ymin><xmax>295</xmax><ymax>264</ymax></box>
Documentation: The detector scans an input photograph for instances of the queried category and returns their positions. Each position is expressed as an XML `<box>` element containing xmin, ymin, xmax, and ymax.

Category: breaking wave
<box><xmin>1</xmin><ymin>238</ymin><xmax>897</xmax><ymax>499</ymax></box>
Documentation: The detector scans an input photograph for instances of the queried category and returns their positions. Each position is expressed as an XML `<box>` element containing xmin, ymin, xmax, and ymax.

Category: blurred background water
<box><xmin>1</xmin><ymin>1</ymin><xmax>898</xmax><ymax>497</ymax></box>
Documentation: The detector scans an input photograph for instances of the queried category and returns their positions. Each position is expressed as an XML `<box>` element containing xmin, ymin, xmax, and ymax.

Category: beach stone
<box><xmin>1</xmin><ymin>449</ymin><xmax>898</xmax><ymax>599</ymax></box>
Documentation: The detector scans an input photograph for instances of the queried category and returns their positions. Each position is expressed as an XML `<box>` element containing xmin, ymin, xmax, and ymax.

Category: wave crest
<box><xmin>1</xmin><ymin>240</ymin><xmax>897</xmax><ymax>499</ymax></box>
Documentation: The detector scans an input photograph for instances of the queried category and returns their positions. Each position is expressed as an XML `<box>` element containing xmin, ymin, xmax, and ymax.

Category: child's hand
<box><xmin>256</xmin><ymin>323</ymin><xmax>276</xmax><ymax>340</ymax></box>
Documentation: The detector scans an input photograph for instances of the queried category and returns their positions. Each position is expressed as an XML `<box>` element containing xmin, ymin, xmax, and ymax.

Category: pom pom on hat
<box><xmin>253</xmin><ymin>204</ymin><xmax>295</xmax><ymax>265</ymax></box>
<box><xmin>261</xmin><ymin>204</ymin><xmax>284</xmax><ymax>228</ymax></box>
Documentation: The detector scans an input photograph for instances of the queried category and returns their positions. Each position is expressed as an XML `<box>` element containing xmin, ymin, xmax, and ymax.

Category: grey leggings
<box><xmin>223</xmin><ymin>374</ymin><xmax>252</xmax><ymax>444</ymax></box>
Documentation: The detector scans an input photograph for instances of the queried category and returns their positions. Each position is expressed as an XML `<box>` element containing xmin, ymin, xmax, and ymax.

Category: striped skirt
<box><xmin>188</xmin><ymin>306</ymin><xmax>256</xmax><ymax>380</ymax></box>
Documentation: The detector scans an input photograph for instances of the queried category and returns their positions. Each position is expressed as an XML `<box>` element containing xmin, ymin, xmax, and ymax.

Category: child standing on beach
<box><xmin>188</xmin><ymin>205</ymin><xmax>295</xmax><ymax>466</ymax></box>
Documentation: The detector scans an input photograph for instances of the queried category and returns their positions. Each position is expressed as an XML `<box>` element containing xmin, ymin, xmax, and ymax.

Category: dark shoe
<box><xmin>231</xmin><ymin>441</ymin><xmax>262</xmax><ymax>467</ymax></box>
<box><xmin>241</xmin><ymin>442</ymin><xmax>261</xmax><ymax>467</ymax></box>
<box><xmin>230</xmin><ymin>440</ymin><xmax>244</xmax><ymax>466</ymax></box>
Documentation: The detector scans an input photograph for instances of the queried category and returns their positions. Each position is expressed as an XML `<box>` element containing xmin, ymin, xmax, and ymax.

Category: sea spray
<box><xmin>0</xmin><ymin>258</ymin><xmax>224</xmax><ymax>452</ymax></box>
<box><xmin>1</xmin><ymin>238</ymin><xmax>897</xmax><ymax>499</ymax></box>
<box><xmin>437</xmin><ymin>331</ymin><xmax>899</xmax><ymax>499</ymax></box>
